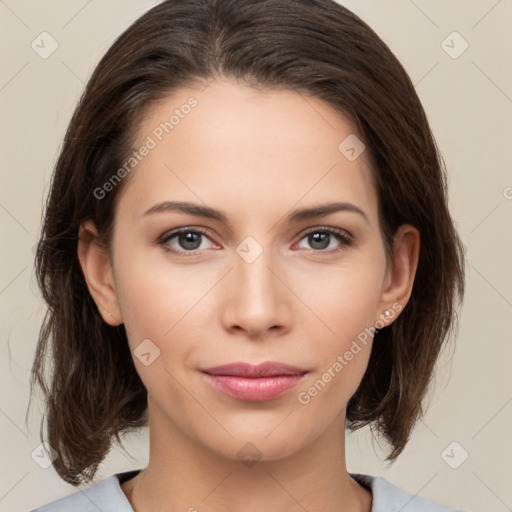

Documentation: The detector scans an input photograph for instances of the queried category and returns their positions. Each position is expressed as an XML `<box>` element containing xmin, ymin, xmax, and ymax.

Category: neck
<box><xmin>121</xmin><ymin>401</ymin><xmax>372</xmax><ymax>512</ymax></box>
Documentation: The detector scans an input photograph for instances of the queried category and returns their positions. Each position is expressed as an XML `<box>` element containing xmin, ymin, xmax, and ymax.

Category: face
<box><xmin>90</xmin><ymin>78</ymin><xmax>403</xmax><ymax>462</ymax></box>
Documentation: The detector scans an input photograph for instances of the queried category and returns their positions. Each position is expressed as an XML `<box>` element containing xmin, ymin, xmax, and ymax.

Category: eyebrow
<box><xmin>143</xmin><ymin>200</ymin><xmax>369</xmax><ymax>226</ymax></box>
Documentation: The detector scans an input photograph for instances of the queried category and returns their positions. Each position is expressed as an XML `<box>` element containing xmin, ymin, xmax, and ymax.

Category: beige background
<box><xmin>1</xmin><ymin>1</ymin><xmax>511</xmax><ymax>511</ymax></box>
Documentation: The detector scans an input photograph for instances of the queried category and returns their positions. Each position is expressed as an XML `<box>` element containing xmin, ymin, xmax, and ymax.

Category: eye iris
<box><xmin>309</xmin><ymin>232</ymin><xmax>330</xmax><ymax>250</ymax></box>
<box><xmin>179</xmin><ymin>231</ymin><xmax>201</xmax><ymax>250</ymax></box>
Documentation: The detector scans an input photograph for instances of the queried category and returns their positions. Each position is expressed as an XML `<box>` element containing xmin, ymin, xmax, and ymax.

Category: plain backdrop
<box><xmin>1</xmin><ymin>1</ymin><xmax>511</xmax><ymax>511</ymax></box>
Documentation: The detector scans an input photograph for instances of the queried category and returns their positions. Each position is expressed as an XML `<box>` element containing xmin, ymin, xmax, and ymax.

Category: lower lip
<box><xmin>202</xmin><ymin>373</ymin><xmax>306</xmax><ymax>401</ymax></box>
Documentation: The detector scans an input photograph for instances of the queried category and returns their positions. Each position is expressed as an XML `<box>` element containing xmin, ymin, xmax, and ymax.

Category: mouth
<box><xmin>201</xmin><ymin>362</ymin><xmax>309</xmax><ymax>402</ymax></box>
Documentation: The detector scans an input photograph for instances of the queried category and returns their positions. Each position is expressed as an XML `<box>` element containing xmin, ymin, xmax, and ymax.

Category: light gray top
<box><xmin>29</xmin><ymin>469</ymin><xmax>469</xmax><ymax>511</ymax></box>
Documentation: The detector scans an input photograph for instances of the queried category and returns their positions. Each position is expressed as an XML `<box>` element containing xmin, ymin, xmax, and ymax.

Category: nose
<box><xmin>222</xmin><ymin>243</ymin><xmax>291</xmax><ymax>339</ymax></box>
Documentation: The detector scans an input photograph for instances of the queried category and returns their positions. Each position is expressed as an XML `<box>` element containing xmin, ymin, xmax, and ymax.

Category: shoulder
<box><xmin>350</xmin><ymin>473</ymin><xmax>469</xmax><ymax>512</ymax></box>
<box><xmin>27</xmin><ymin>470</ymin><xmax>140</xmax><ymax>512</ymax></box>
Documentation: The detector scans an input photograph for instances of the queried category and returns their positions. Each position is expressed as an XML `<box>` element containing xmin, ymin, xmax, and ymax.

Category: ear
<box><xmin>376</xmin><ymin>224</ymin><xmax>420</xmax><ymax>325</ymax></box>
<box><xmin>77</xmin><ymin>220</ymin><xmax>123</xmax><ymax>326</ymax></box>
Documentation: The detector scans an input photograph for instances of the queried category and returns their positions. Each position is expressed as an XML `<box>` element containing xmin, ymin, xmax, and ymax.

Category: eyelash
<box><xmin>157</xmin><ymin>226</ymin><xmax>353</xmax><ymax>257</ymax></box>
<box><xmin>158</xmin><ymin>227</ymin><xmax>353</xmax><ymax>257</ymax></box>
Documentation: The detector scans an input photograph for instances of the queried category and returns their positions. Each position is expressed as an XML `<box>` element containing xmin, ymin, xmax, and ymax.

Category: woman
<box><xmin>29</xmin><ymin>0</ymin><xmax>467</xmax><ymax>510</ymax></box>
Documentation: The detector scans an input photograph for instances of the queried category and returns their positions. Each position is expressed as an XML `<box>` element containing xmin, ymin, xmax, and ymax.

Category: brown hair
<box><xmin>29</xmin><ymin>0</ymin><xmax>465</xmax><ymax>485</ymax></box>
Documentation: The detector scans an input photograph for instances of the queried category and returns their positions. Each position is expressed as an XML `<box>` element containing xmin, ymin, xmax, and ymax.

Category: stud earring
<box><xmin>101</xmin><ymin>304</ymin><xmax>113</xmax><ymax>318</ymax></box>
<box><xmin>384</xmin><ymin>309</ymin><xmax>392</xmax><ymax>318</ymax></box>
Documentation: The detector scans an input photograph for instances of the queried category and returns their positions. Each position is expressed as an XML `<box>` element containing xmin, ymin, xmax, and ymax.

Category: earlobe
<box><xmin>377</xmin><ymin>224</ymin><xmax>420</xmax><ymax>325</ymax></box>
<box><xmin>77</xmin><ymin>220</ymin><xmax>123</xmax><ymax>326</ymax></box>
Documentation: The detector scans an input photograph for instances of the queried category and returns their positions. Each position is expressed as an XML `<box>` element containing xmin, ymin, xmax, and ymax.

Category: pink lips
<box><xmin>202</xmin><ymin>362</ymin><xmax>308</xmax><ymax>401</ymax></box>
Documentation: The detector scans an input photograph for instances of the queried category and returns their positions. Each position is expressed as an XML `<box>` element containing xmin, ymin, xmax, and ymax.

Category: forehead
<box><xmin>118</xmin><ymin>78</ymin><xmax>378</xmax><ymax>224</ymax></box>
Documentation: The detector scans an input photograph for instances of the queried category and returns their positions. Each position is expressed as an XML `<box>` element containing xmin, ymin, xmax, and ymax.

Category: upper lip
<box><xmin>202</xmin><ymin>361</ymin><xmax>308</xmax><ymax>378</ymax></box>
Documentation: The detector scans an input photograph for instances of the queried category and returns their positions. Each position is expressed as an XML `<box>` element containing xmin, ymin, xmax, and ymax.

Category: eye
<box><xmin>157</xmin><ymin>226</ymin><xmax>353</xmax><ymax>257</ymax></box>
<box><xmin>295</xmin><ymin>227</ymin><xmax>353</xmax><ymax>254</ymax></box>
<box><xmin>158</xmin><ymin>227</ymin><xmax>217</xmax><ymax>256</ymax></box>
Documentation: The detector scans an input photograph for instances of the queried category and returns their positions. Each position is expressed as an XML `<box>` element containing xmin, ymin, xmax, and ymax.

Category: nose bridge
<box><xmin>227</xmin><ymin>235</ymin><xmax>285</xmax><ymax>334</ymax></box>
<box><xmin>234</xmin><ymin>236</ymin><xmax>279</xmax><ymax>304</ymax></box>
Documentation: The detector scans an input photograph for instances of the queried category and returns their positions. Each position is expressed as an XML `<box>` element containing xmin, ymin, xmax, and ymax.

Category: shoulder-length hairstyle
<box><xmin>30</xmin><ymin>0</ymin><xmax>465</xmax><ymax>486</ymax></box>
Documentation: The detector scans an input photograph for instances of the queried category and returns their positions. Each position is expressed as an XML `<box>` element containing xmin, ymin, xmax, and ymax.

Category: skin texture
<box><xmin>78</xmin><ymin>78</ymin><xmax>420</xmax><ymax>512</ymax></box>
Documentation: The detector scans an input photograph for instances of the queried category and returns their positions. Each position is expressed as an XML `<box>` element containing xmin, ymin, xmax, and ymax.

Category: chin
<box><xmin>197</xmin><ymin>415</ymin><xmax>325</xmax><ymax>464</ymax></box>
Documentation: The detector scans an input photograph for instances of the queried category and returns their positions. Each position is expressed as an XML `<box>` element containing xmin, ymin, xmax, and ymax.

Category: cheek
<box><xmin>113</xmin><ymin>243</ymin><xmax>213</xmax><ymax>345</ymax></box>
<box><xmin>297</xmin><ymin>251</ymin><xmax>386</xmax><ymax>340</ymax></box>
<box><xmin>292</xmin><ymin>252</ymin><xmax>385</xmax><ymax>406</ymax></box>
